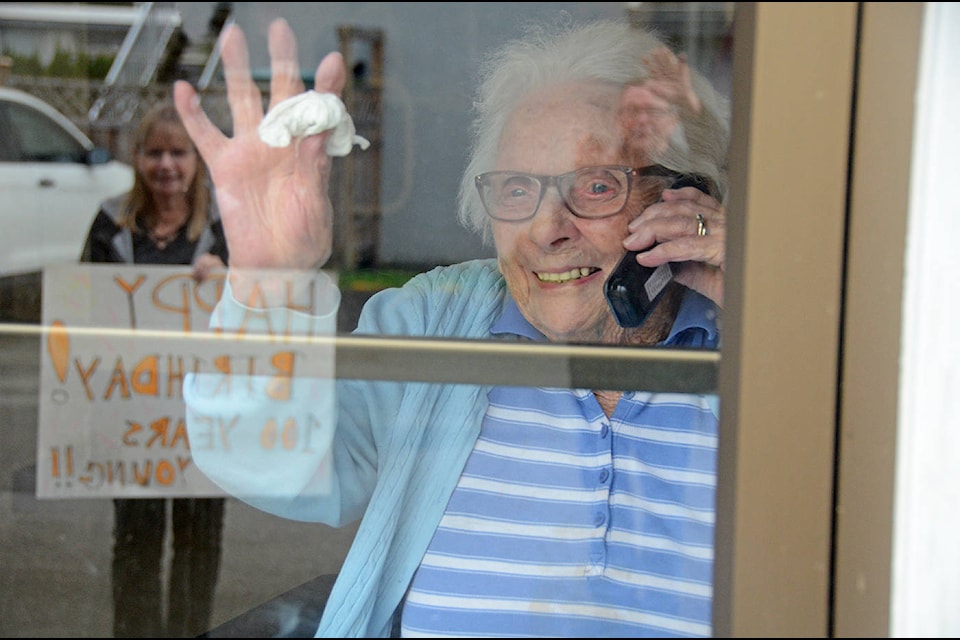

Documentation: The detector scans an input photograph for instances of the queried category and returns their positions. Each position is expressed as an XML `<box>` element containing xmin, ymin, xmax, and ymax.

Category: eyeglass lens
<box><xmin>479</xmin><ymin>166</ymin><xmax>632</xmax><ymax>221</ymax></box>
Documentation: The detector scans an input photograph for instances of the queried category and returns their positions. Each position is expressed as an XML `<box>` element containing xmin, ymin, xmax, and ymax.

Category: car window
<box><xmin>0</xmin><ymin>104</ymin><xmax>18</xmax><ymax>162</ymax></box>
<box><xmin>1</xmin><ymin>101</ymin><xmax>87</xmax><ymax>163</ymax></box>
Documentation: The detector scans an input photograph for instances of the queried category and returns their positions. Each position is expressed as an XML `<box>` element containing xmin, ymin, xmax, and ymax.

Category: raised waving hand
<box><xmin>173</xmin><ymin>19</ymin><xmax>346</xmax><ymax>276</ymax></box>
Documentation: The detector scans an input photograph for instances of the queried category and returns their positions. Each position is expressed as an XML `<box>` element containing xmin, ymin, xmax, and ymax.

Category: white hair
<box><xmin>457</xmin><ymin>18</ymin><xmax>730</xmax><ymax>245</ymax></box>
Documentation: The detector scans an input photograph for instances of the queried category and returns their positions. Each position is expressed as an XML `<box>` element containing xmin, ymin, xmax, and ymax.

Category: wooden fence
<box><xmin>4</xmin><ymin>75</ymin><xmax>237</xmax><ymax>163</ymax></box>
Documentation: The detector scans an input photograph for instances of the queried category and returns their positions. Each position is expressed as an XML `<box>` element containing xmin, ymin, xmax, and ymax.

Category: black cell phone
<box><xmin>604</xmin><ymin>174</ymin><xmax>711</xmax><ymax>328</ymax></box>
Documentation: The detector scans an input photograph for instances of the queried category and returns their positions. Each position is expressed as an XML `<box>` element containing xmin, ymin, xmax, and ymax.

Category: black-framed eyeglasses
<box><xmin>474</xmin><ymin>164</ymin><xmax>682</xmax><ymax>222</ymax></box>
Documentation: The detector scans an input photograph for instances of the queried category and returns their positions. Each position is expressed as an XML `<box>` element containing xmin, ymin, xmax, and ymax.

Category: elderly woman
<box><xmin>177</xmin><ymin>15</ymin><xmax>728</xmax><ymax>638</ymax></box>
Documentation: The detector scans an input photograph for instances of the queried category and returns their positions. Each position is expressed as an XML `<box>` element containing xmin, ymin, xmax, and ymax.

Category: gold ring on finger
<box><xmin>696</xmin><ymin>213</ymin><xmax>708</xmax><ymax>237</ymax></box>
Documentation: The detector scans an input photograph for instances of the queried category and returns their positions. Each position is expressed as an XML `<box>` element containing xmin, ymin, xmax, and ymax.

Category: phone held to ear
<box><xmin>604</xmin><ymin>174</ymin><xmax>711</xmax><ymax>328</ymax></box>
<box><xmin>604</xmin><ymin>251</ymin><xmax>673</xmax><ymax>328</ymax></box>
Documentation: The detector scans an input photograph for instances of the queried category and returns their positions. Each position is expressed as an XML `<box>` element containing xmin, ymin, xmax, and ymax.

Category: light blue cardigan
<box><xmin>187</xmin><ymin>259</ymin><xmax>507</xmax><ymax>637</ymax></box>
<box><xmin>185</xmin><ymin>257</ymin><xmax>719</xmax><ymax>637</ymax></box>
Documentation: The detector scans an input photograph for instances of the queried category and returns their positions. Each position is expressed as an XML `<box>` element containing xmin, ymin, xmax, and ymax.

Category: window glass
<box><xmin>1</xmin><ymin>3</ymin><xmax>732</xmax><ymax>637</ymax></box>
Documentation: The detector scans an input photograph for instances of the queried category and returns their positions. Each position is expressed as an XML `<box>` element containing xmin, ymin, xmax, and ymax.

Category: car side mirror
<box><xmin>85</xmin><ymin>147</ymin><xmax>113</xmax><ymax>165</ymax></box>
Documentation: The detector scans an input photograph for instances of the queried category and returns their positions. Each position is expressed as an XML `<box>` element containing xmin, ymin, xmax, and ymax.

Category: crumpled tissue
<box><xmin>257</xmin><ymin>91</ymin><xmax>371</xmax><ymax>156</ymax></box>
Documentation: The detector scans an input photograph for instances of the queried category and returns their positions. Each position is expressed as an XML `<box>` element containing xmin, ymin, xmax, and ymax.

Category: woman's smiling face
<box><xmin>135</xmin><ymin>123</ymin><xmax>198</xmax><ymax>199</ymax></box>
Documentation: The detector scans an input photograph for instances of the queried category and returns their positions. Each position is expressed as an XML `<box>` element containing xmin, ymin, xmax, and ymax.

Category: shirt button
<box><xmin>600</xmin><ymin>423</ymin><xmax>609</xmax><ymax>438</ymax></box>
<box><xmin>594</xmin><ymin>512</ymin><xmax>606</xmax><ymax>526</ymax></box>
<box><xmin>599</xmin><ymin>469</ymin><xmax>610</xmax><ymax>483</ymax></box>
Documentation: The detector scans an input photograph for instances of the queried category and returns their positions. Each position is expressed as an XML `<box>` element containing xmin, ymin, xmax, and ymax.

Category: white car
<box><xmin>0</xmin><ymin>86</ymin><xmax>134</xmax><ymax>276</ymax></box>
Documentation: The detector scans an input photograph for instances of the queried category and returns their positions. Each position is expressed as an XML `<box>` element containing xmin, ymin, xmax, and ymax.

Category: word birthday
<box><xmin>70</xmin><ymin>351</ymin><xmax>299</xmax><ymax>403</ymax></box>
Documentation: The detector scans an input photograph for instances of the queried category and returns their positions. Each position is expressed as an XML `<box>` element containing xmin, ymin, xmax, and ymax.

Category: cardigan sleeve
<box><xmin>183</xmin><ymin>270</ymin><xmax>354</xmax><ymax>523</ymax></box>
<box><xmin>183</xmin><ymin>260</ymin><xmax>505</xmax><ymax>526</ymax></box>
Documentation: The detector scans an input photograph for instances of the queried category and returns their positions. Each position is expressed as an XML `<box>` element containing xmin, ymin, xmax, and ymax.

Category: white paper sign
<box><xmin>36</xmin><ymin>263</ymin><xmax>335</xmax><ymax>498</ymax></box>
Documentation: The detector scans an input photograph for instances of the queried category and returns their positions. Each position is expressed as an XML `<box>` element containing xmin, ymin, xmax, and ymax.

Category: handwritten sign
<box><xmin>36</xmin><ymin>264</ymin><xmax>336</xmax><ymax>498</ymax></box>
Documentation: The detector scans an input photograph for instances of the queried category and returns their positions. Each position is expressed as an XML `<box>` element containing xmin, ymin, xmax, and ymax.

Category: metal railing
<box><xmin>88</xmin><ymin>2</ymin><xmax>182</xmax><ymax>125</ymax></box>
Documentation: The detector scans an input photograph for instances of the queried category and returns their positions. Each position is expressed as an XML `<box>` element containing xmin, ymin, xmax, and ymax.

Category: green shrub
<box><xmin>338</xmin><ymin>268</ymin><xmax>420</xmax><ymax>292</ymax></box>
<box><xmin>4</xmin><ymin>47</ymin><xmax>114</xmax><ymax>79</ymax></box>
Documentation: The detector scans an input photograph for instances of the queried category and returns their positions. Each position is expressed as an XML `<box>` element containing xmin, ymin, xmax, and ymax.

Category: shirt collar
<box><xmin>490</xmin><ymin>288</ymin><xmax>720</xmax><ymax>345</ymax></box>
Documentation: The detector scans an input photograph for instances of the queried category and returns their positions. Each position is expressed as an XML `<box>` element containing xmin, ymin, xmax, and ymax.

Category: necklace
<box><xmin>149</xmin><ymin>224</ymin><xmax>183</xmax><ymax>250</ymax></box>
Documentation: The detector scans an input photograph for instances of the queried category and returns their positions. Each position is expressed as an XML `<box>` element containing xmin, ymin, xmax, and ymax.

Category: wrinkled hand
<box><xmin>624</xmin><ymin>185</ymin><xmax>725</xmax><ymax>307</ymax></box>
<box><xmin>173</xmin><ymin>19</ymin><xmax>345</xmax><ymax>275</ymax></box>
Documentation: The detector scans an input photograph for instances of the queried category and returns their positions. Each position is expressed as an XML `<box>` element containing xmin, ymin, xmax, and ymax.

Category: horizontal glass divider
<box><xmin>0</xmin><ymin>323</ymin><xmax>719</xmax><ymax>393</ymax></box>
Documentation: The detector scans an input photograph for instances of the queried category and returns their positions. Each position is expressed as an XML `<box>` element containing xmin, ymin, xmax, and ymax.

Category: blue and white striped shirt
<box><xmin>401</xmin><ymin>293</ymin><xmax>720</xmax><ymax>638</ymax></box>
